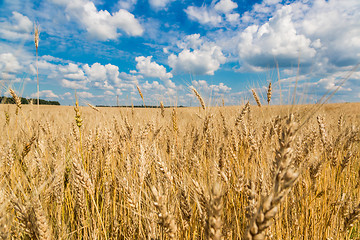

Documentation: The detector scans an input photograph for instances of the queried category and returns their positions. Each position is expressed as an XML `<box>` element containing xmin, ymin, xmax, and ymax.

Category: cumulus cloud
<box><xmin>0</xmin><ymin>12</ymin><xmax>32</xmax><ymax>41</ymax></box>
<box><xmin>177</xmin><ymin>34</ymin><xmax>203</xmax><ymax>49</ymax></box>
<box><xmin>119</xmin><ymin>72</ymin><xmax>142</xmax><ymax>83</ymax></box>
<box><xmin>77</xmin><ymin>91</ymin><xmax>95</xmax><ymax>98</ymax></box>
<box><xmin>185</xmin><ymin>0</ymin><xmax>239</xmax><ymax>26</ymax></box>
<box><xmin>83</xmin><ymin>63</ymin><xmax>119</xmax><ymax>89</ymax></box>
<box><xmin>297</xmin><ymin>0</ymin><xmax>360</xmax><ymax>68</ymax></box>
<box><xmin>61</xmin><ymin>79</ymin><xmax>88</xmax><ymax>89</ymax></box>
<box><xmin>235</xmin><ymin>0</ymin><xmax>360</xmax><ymax>74</ymax></box>
<box><xmin>214</xmin><ymin>0</ymin><xmax>237</xmax><ymax>13</ymax></box>
<box><xmin>62</xmin><ymin>92</ymin><xmax>72</xmax><ymax>98</ymax></box>
<box><xmin>31</xmin><ymin>90</ymin><xmax>59</xmax><ymax>98</ymax></box>
<box><xmin>298</xmin><ymin>70</ymin><xmax>358</xmax><ymax>98</ymax></box>
<box><xmin>189</xmin><ymin>80</ymin><xmax>231</xmax><ymax>106</ymax></box>
<box><xmin>185</xmin><ymin>6</ymin><xmax>222</xmax><ymax>26</ymax></box>
<box><xmin>60</xmin><ymin>63</ymin><xmax>86</xmax><ymax>80</ymax></box>
<box><xmin>192</xmin><ymin>80</ymin><xmax>231</xmax><ymax>94</ymax></box>
<box><xmin>135</xmin><ymin>56</ymin><xmax>173</xmax><ymax>80</ymax></box>
<box><xmin>168</xmin><ymin>34</ymin><xmax>226</xmax><ymax>75</ymax></box>
<box><xmin>51</xmin><ymin>0</ymin><xmax>143</xmax><ymax>40</ymax></box>
<box><xmin>142</xmin><ymin>80</ymin><xmax>166</xmax><ymax>91</ymax></box>
<box><xmin>83</xmin><ymin>63</ymin><xmax>107</xmax><ymax>81</ymax></box>
<box><xmin>59</xmin><ymin>62</ymin><xmax>144</xmax><ymax>91</ymax></box>
<box><xmin>238</xmin><ymin>5</ymin><xmax>316</xmax><ymax>69</ymax></box>
<box><xmin>0</xmin><ymin>53</ymin><xmax>22</xmax><ymax>73</ymax></box>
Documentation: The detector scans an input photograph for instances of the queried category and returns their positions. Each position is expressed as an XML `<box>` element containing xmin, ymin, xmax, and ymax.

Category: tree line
<box><xmin>0</xmin><ymin>97</ymin><xmax>60</xmax><ymax>105</ymax></box>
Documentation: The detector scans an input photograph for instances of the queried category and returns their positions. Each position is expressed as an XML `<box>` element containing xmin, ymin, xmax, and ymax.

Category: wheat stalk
<box><xmin>87</xmin><ymin>103</ymin><xmax>100</xmax><ymax>112</ymax></box>
<box><xmin>34</xmin><ymin>23</ymin><xmax>40</xmax><ymax>116</ymax></box>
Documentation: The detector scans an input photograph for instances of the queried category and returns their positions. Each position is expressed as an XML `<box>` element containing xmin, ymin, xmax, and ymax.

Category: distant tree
<box><xmin>0</xmin><ymin>97</ymin><xmax>60</xmax><ymax>105</ymax></box>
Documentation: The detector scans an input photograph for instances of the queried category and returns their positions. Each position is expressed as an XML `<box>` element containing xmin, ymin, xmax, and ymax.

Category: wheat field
<box><xmin>1</xmin><ymin>100</ymin><xmax>360</xmax><ymax>239</ymax></box>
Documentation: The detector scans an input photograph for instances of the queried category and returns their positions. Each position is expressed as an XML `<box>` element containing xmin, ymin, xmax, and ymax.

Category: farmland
<box><xmin>1</xmin><ymin>102</ymin><xmax>360</xmax><ymax>239</ymax></box>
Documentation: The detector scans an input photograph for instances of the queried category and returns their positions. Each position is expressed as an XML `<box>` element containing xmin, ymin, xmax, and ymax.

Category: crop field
<box><xmin>1</xmin><ymin>99</ymin><xmax>360</xmax><ymax>239</ymax></box>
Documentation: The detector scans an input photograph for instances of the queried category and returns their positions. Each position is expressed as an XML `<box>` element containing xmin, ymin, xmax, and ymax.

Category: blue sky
<box><xmin>0</xmin><ymin>0</ymin><xmax>359</xmax><ymax>106</ymax></box>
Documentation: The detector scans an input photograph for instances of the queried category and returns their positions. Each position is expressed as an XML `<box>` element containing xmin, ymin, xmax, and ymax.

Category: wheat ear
<box><xmin>244</xmin><ymin>114</ymin><xmax>298</xmax><ymax>240</ymax></box>
<box><xmin>344</xmin><ymin>204</ymin><xmax>360</xmax><ymax>230</ymax></box>
<box><xmin>191</xmin><ymin>86</ymin><xmax>206</xmax><ymax>110</ymax></box>
<box><xmin>206</xmin><ymin>181</ymin><xmax>223</xmax><ymax>240</ymax></box>
<box><xmin>9</xmin><ymin>88</ymin><xmax>22</xmax><ymax>111</ymax></box>
<box><xmin>267</xmin><ymin>82</ymin><xmax>272</xmax><ymax>104</ymax></box>
<box><xmin>136</xmin><ymin>85</ymin><xmax>146</xmax><ymax>108</ymax></box>
<box><xmin>151</xmin><ymin>186</ymin><xmax>177</xmax><ymax>239</ymax></box>
<box><xmin>251</xmin><ymin>89</ymin><xmax>261</xmax><ymax>107</ymax></box>
<box><xmin>160</xmin><ymin>101</ymin><xmax>165</xmax><ymax>117</ymax></box>
<box><xmin>33</xmin><ymin>194</ymin><xmax>52</xmax><ymax>240</ymax></box>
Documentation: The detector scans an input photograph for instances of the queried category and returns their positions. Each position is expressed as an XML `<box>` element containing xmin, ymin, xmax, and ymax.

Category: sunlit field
<box><xmin>1</xmin><ymin>100</ymin><xmax>360</xmax><ymax>239</ymax></box>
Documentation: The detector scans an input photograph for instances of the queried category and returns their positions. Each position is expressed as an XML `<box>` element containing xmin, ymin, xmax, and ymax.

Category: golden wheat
<box><xmin>0</xmin><ymin>101</ymin><xmax>359</xmax><ymax>239</ymax></box>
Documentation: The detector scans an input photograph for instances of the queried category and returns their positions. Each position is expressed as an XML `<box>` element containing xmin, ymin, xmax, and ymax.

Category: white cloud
<box><xmin>185</xmin><ymin>6</ymin><xmax>222</xmax><ymax>26</ymax></box>
<box><xmin>117</xmin><ymin>0</ymin><xmax>137</xmax><ymax>10</ymax></box>
<box><xmin>210</xmin><ymin>82</ymin><xmax>232</xmax><ymax>93</ymax></box>
<box><xmin>238</xmin><ymin>5</ymin><xmax>316</xmax><ymax>69</ymax></box>
<box><xmin>149</xmin><ymin>0</ymin><xmax>174</xmax><ymax>9</ymax></box>
<box><xmin>59</xmin><ymin>63</ymin><xmax>81</xmax><ymax>73</ymax></box>
<box><xmin>94</xmin><ymin>81</ymin><xmax>114</xmax><ymax>90</ymax></box>
<box><xmin>235</xmin><ymin>0</ymin><xmax>360</xmax><ymax>74</ymax></box>
<box><xmin>185</xmin><ymin>0</ymin><xmax>239</xmax><ymax>26</ymax></box>
<box><xmin>0</xmin><ymin>53</ymin><xmax>22</xmax><ymax>73</ymax></box>
<box><xmin>82</xmin><ymin>63</ymin><xmax>119</xmax><ymax>89</ymax></box>
<box><xmin>225</xmin><ymin>13</ymin><xmax>240</xmax><ymax>22</ymax></box>
<box><xmin>168</xmin><ymin>34</ymin><xmax>226</xmax><ymax>75</ymax></box>
<box><xmin>61</xmin><ymin>79</ymin><xmax>88</xmax><ymax>89</ymax></box>
<box><xmin>41</xmin><ymin>55</ymin><xmax>64</xmax><ymax>63</ymax></box>
<box><xmin>83</xmin><ymin>63</ymin><xmax>107</xmax><ymax>81</ymax></box>
<box><xmin>31</xmin><ymin>90</ymin><xmax>59</xmax><ymax>98</ymax></box>
<box><xmin>142</xmin><ymin>80</ymin><xmax>166</xmax><ymax>91</ymax></box>
<box><xmin>119</xmin><ymin>72</ymin><xmax>142</xmax><ymax>83</ymax></box>
<box><xmin>59</xmin><ymin>63</ymin><xmax>86</xmax><ymax>81</ymax></box>
<box><xmin>59</xmin><ymin>92</ymin><xmax>73</xmax><ymax>100</ymax></box>
<box><xmin>192</xmin><ymin>80</ymin><xmax>231</xmax><ymax>94</ymax></box>
<box><xmin>51</xmin><ymin>0</ymin><xmax>143</xmax><ymax>40</ymax></box>
<box><xmin>177</xmin><ymin>33</ymin><xmax>203</xmax><ymax>49</ymax></box>
<box><xmin>301</xmin><ymin>70</ymin><xmax>358</xmax><ymax>94</ymax></box>
<box><xmin>105</xmin><ymin>64</ymin><xmax>121</xmax><ymax>84</ymax></box>
<box><xmin>214</xmin><ymin>0</ymin><xmax>237</xmax><ymax>13</ymax></box>
<box><xmin>0</xmin><ymin>12</ymin><xmax>32</xmax><ymax>41</ymax></box>
<box><xmin>64</xmin><ymin>72</ymin><xmax>86</xmax><ymax>80</ymax></box>
<box><xmin>77</xmin><ymin>91</ymin><xmax>95</xmax><ymax>98</ymax></box>
<box><xmin>104</xmin><ymin>90</ymin><xmax>115</xmax><ymax>95</ymax></box>
<box><xmin>297</xmin><ymin>0</ymin><xmax>360</xmax><ymax>68</ymax></box>
<box><xmin>189</xmin><ymin>80</ymin><xmax>232</xmax><ymax>106</ymax></box>
<box><xmin>135</xmin><ymin>56</ymin><xmax>173</xmax><ymax>80</ymax></box>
